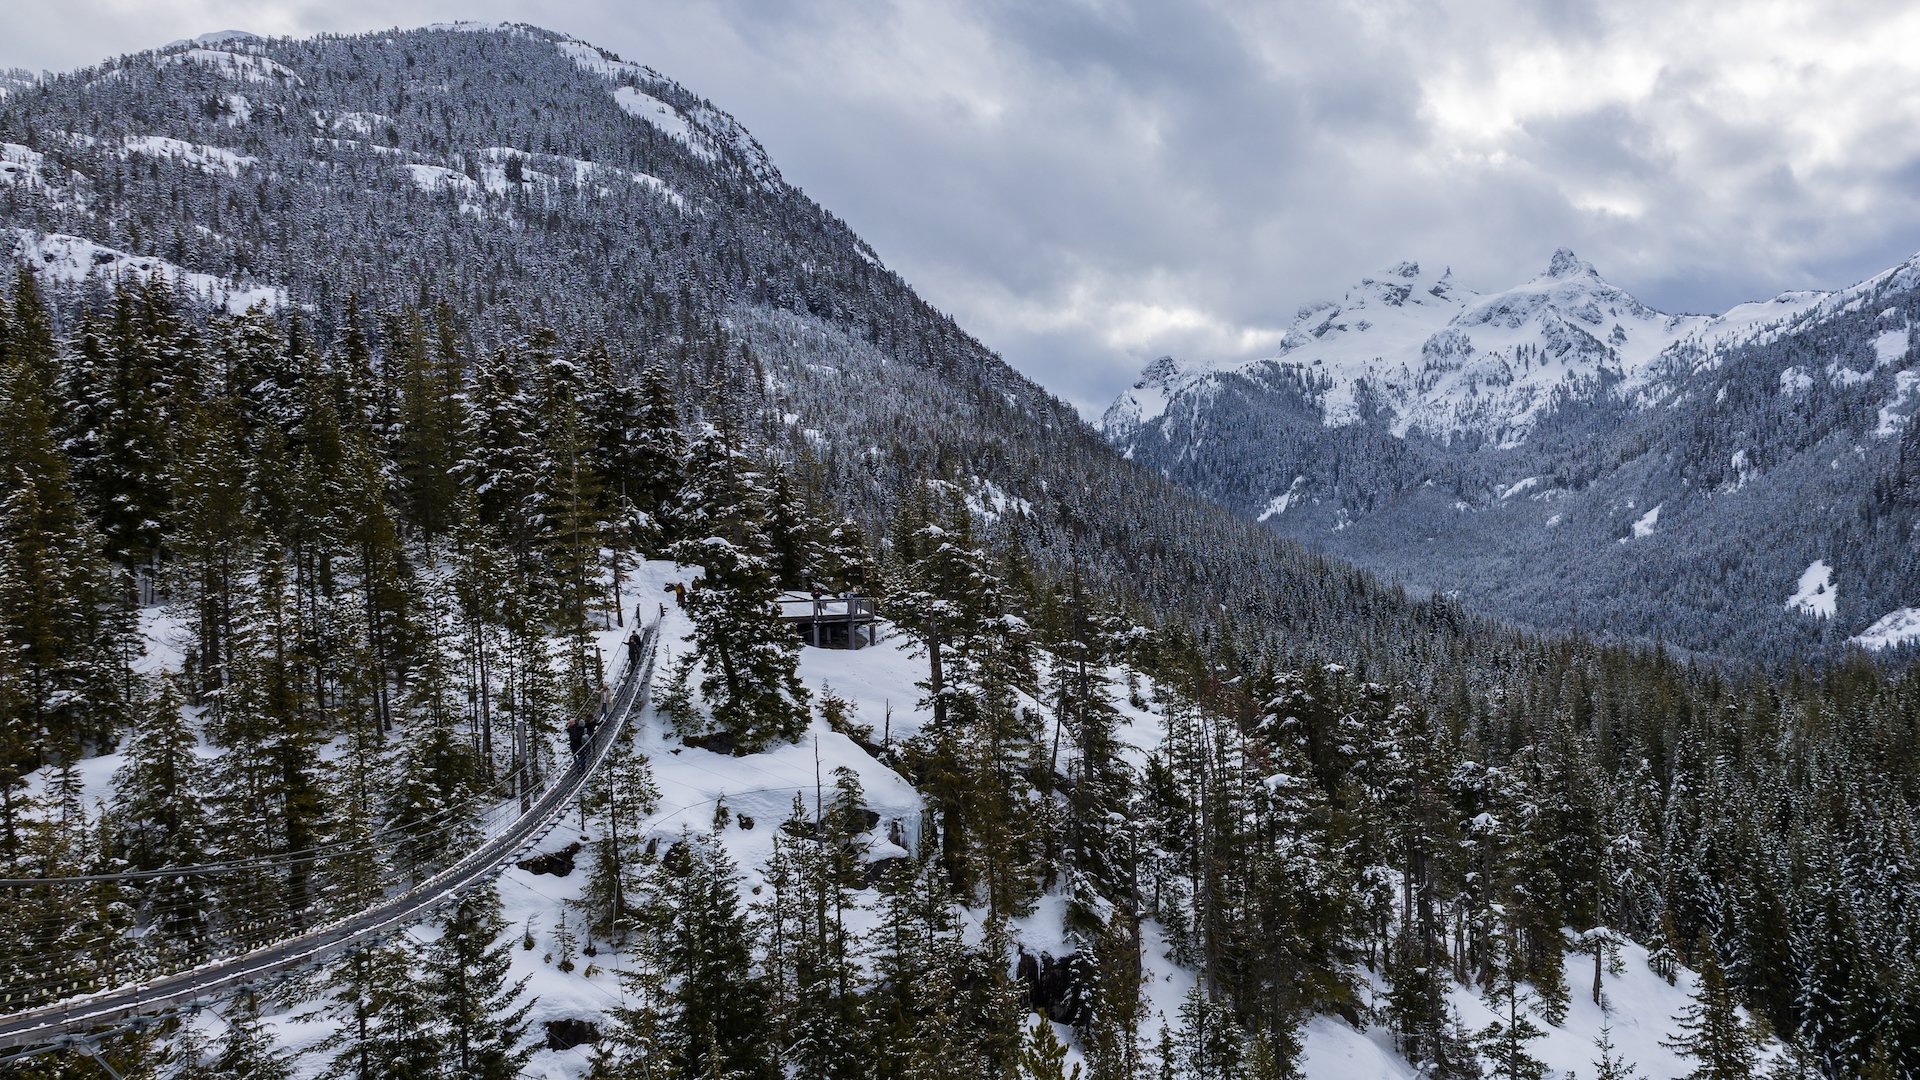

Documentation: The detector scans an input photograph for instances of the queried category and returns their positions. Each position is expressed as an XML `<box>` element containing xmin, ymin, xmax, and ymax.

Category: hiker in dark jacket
<box><xmin>566</xmin><ymin>717</ymin><xmax>586</xmax><ymax>763</ymax></box>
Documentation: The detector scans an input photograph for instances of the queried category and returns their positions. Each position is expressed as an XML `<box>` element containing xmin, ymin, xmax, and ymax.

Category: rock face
<box><xmin>1015</xmin><ymin>949</ymin><xmax>1091</xmax><ymax>1027</ymax></box>
<box><xmin>545</xmin><ymin>1018</ymin><xmax>601</xmax><ymax>1051</ymax></box>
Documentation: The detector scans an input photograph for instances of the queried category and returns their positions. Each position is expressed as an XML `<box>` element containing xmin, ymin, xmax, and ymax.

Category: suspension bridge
<box><xmin>0</xmin><ymin>621</ymin><xmax>660</xmax><ymax>1060</ymax></box>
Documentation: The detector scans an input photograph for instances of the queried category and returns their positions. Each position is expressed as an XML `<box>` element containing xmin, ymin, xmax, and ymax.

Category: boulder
<box><xmin>545</xmin><ymin>1018</ymin><xmax>600</xmax><ymax>1051</ymax></box>
<box><xmin>516</xmin><ymin>842</ymin><xmax>581</xmax><ymax>877</ymax></box>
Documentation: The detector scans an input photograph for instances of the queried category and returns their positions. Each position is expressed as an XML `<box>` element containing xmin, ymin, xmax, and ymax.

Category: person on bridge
<box><xmin>566</xmin><ymin>716</ymin><xmax>586</xmax><ymax>766</ymax></box>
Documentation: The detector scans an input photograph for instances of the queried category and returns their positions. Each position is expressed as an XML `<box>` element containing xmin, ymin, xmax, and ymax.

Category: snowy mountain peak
<box><xmin>1101</xmin><ymin>355</ymin><xmax>1189</xmax><ymax>445</ymax></box>
<box><xmin>1336</xmin><ymin>259</ymin><xmax>1465</xmax><ymax>313</ymax></box>
<box><xmin>1106</xmin><ymin>249</ymin><xmax>1782</xmax><ymax>445</ymax></box>
<box><xmin>1136</xmin><ymin>354</ymin><xmax>1181</xmax><ymax>389</ymax></box>
<box><xmin>1541</xmin><ymin>246</ymin><xmax>1598</xmax><ymax>281</ymax></box>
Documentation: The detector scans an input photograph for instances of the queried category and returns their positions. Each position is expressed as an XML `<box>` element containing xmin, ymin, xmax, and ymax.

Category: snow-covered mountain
<box><xmin>1104</xmin><ymin>251</ymin><xmax>1834</xmax><ymax>450</ymax></box>
<box><xmin>1102</xmin><ymin>251</ymin><xmax>1920</xmax><ymax>664</ymax></box>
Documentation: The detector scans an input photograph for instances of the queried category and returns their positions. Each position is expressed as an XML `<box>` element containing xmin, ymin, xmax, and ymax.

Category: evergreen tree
<box><xmin>576</xmin><ymin>741</ymin><xmax>661</xmax><ymax>944</ymax></box>
<box><xmin>656</xmin><ymin>829</ymin><xmax>778</xmax><ymax>1080</ymax></box>
<box><xmin>1664</xmin><ymin>942</ymin><xmax>1758</xmax><ymax>1080</ymax></box>
<box><xmin>111</xmin><ymin>674</ymin><xmax>213</xmax><ymax>956</ymax></box>
<box><xmin>1591</xmin><ymin>1024</ymin><xmax>1642</xmax><ymax>1080</ymax></box>
<box><xmin>1018</xmin><ymin>1013</ymin><xmax>1083</xmax><ymax>1080</ymax></box>
<box><xmin>1477</xmin><ymin>931</ymin><xmax>1549</xmax><ymax>1080</ymax></box>
<box><xmin>0</xmin><ymin>342</ymin><xmax>131</xmax><ymax>784</ymax></box>
<box><xmin>427</xmin><ymin>885</ymin><xmax>536</xmax><ymax>1079</ymax></box>
<box><xmin>209</xmin><ymin>995</ymin><xmax>295</xmax><ymax>1080</ymax></box>
<box><xmin>667</xmin><ymin>423</ymin><xmax>808</xmax><ymax>752</ymax></box>
<box><xmin>533</xmin><ymin>331</ymin><xmax>610</xmax><ymax>641</ymax></box>
<box><xmin>1164</xmin><ymin>985</ymin><xmax>1248</xmax><ymax>1080</ymax></box>
<box><xmin>316</xmin><ymin>938</ymin><xmax>440</xmax><ymax>1080</ymax></box>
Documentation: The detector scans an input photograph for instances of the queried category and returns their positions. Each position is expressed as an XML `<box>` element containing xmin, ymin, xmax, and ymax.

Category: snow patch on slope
<box><xmin>1258</xmin><ymin>476</ymin><xmax>1309</xmax><ymax>521</ymax></box>
<box><xmin>10</xmin><ymin>229</ymin><xmax>284</xmax><ymax>312</ymax></box>
<box><xmin>1498</xmin><ymin>476</ymin><xmax>1541</xmax><ymax>500</ymax></box>
<box><xmin>159</xmin><ymin>48</ymin><xmax>301</xmax><ymax>85</ymax></box>
<box><xmin>119</xmin><ymin>135</ymin><xmax>256</xmax><ymax>176</ymax></box>
<box><xmin>610</xmin><ymin>87</ymin><xmax>711</xmax><ymax>159</ymax></box>
<box><xmin>1874</xmin><ymin>327</ymin><xmax>1911</xmax><ymax>366</ymax></box>
<box><xmin>1879</xmin><ymin>370</ymin><xmax>1919</xmax><ymax>438</ymax></box>
<box><xmin>405</xmin><ymin>162</ymin><xmax>477</xmax><ymax>195</ymax></box>
<box><xmin>1851</xmin><ymin>608</ymin><xmax>1920</xmax><ymax>650</ymax></box>
<box><xmin>0</xmin><ymin>142</ymin><xmax>50</xmax><ymax>188</ymax></box>
<box><xmin>1785</xmin><ymin>560</ymin><xmax>1836</xmax><ymax>618</ymax></box>
<box><xmin>556</xmin><ymin>36</ymin><xmax>777</xmax><ymax>186</ymax></box>
<box><xmin>1619</xmin><ymin>503</ymin><xmax>1661</xmax><ymax>542</ymax></box>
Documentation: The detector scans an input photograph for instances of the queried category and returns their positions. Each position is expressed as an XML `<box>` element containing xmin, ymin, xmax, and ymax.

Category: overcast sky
<box><xmin>7</xmin><ymin>1</ymin><xmax>1920</xmax><ymax>413</ymax></box>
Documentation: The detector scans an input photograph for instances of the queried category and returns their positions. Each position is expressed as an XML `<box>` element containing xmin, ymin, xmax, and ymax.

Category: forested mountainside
<box><xmin>0</xmin><ymin>21</ymin><xmax>1520</xmax><ymax>689</ymax></box>
<box><xmin>0</xmin><ymin>23</ymin><xmax>1917</xmax><ymax>1080</ymax></box>
<box><xmin>1103</xmin><ymin>254</ymin><xmax>1920</xmax><ymax>669</ymax></box>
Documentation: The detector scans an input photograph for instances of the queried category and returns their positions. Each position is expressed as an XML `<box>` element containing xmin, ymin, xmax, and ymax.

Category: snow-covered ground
<box><xmin>118</xmin><ymin>134</ymin><xmax>257</xmax><ymax>177</ymax></box>
<box><xmin>1620</xmin><ymin>503</ymin><xmax>1661</xmax><ymax>543</ymax></box>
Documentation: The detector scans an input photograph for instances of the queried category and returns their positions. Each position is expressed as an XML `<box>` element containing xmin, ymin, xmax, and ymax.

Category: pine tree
<box><xmin>167</xmin><ymin>397</ymin><xmax>256</xmax><ymax>701</ymax></box>
<box><xmin>1663</xmin><ymin>941</ymin><xmax>1758</xmax><ymax>1080</ymax></box>
<box><xmin>385</xmin><ymin>576</ymin><xmax>484</xmax><ymax>878</ymax></box>
<box><xmin>576</xmin><ymin>741</ymin><xmax>661</xmax><ymax>944</ymax></box>
<box><xmin>111</xmin><ymin>674</ymin><xmax>214</xmax><ymax>957</ymax></box>
<box><xmin>667</xmin><ymin>423</ymin><xmax>808</xmax><ymax>752</ymax></box>
<box><xmin>1081</xmin><ymin>913</ymin><xmax>1145</xmax><ymax>1080</ymax></box>
<box><xmin>656</xmin><ymin>829</ymin><xmax>778</xmax><ymax>1080</ymax></box>
<box><xmin>622</xmin><ymin>363</ymin><xmax>687</xmax><ymax>543</ymax></box>
<box><xmin>427</xmin><ymin>885</ymin><xmax>536</xmax><ymax>1079</ymax></box>
<box><xmin>387</xmin><ymin>305</ymin><xmax>466</xmax><ymax>545</ymax></box>
<box><xmin>209</xmin><ymin>995</ymin><xmax>295</xmax><ymax>1080</ymax></box>
<box><xmin>533</xmin><ymin>332</ymin><xmax>610</xmax><ymax>642</ymax></box>
<box><xmin>1476</xmin><ymin>931</ymin><xmax>1549</xmax><ymax>1080</ymax></box>
<box><xmin>1165</xmin><ymin>985</ymin><xmax>1247</xmax><ymax>1080</ymax></box>
<box><xmin>1018</xmin><ymin>1013</ymin><xmax>1084</xmax><ymax>1080</ymax></box>
<box><xmin>1591</xmin><ymin>1024</ymin><xmax>1642</xmax><ymax>1080</ymax></box>
<box><xmin>888</xmin><ymin>486</ymin><xmax>1004</xmax><ymax>898</ymax></box>
<box><xmin>0</xmin><ymin>342</ymin><xmax>133</xmax><ymax>780</ymax></box>
<box><xmin>459</xmin><ymin>346</ymin><xmax>541</xmax><ymax>553</ymax></box>
<box><xmin>316</xmin><ymin>937</ymin><xmax>440</xmax><ymax>1080</ymax></box>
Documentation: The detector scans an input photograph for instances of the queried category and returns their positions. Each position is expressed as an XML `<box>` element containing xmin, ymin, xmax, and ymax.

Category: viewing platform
<box><xmin>778</xmin><ymin>592</ymin><xmax>878</xmax><ymax>650</ymax></box>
